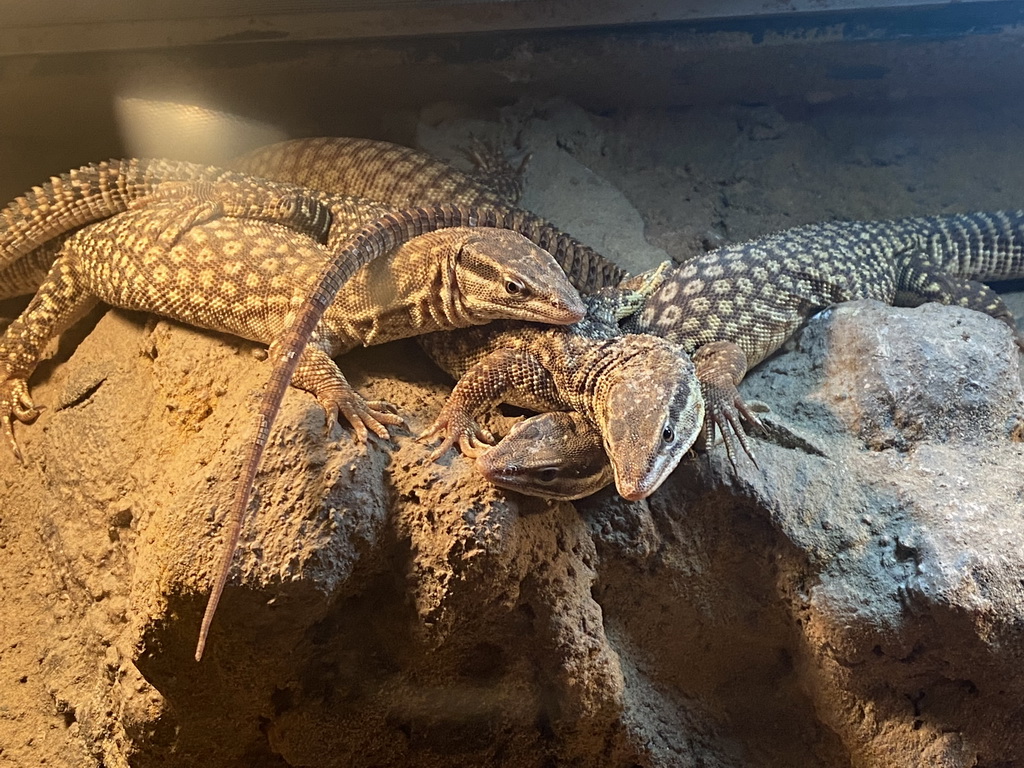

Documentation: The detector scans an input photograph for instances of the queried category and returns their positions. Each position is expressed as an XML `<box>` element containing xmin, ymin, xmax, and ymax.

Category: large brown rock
<box><xmin>2</xmin><ymin>293</ymin><xmax>1023</xmax><ymax>767</ymax></box>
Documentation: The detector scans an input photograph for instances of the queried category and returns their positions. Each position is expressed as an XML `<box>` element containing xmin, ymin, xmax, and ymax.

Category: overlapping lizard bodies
<box><xmin>124</xmin><ymin>178</ymin><xmax>336</xmax><ymax>247</ymax></box>
<box><xmin>313</xmin><ymin>225</ymin><xmax>586</xmax><ymax>351</ymax></box>
<box><xmin>0</xmin><ymin>203</ymin><xmax>586</xmax><ymax>458</ymax></box>
<box><xmin>480</xmin><ymin>211</ymin><xmax>1024</xmax><ymax>500</ymax></box>
<box><xmin>474</xmin><ymin>343</ymin><xmax>758</xmax><ymax>501</ymax></box>
<box><xmin>418</xmin><ymin>319</ymin><xmax>703</xmax><ymax>501</ymax></box>
<box><xmin>195</xmin><ymin>203</ymin><xmax>591</xmax><ymax>660</ymax></box>
<box><xmin>1</xmin><ymin>158</ymin><xmax>281</xmax><ymax>272</ymax></box>
<box><xmin>231</xmin><ymin>136</ymin><xmax>628</xmax><ymax>293</ymax></box>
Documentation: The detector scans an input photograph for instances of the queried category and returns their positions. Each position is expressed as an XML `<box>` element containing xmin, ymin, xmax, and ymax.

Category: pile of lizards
<box><xmin>1</xmin><ymin>135</ymin><xmax>1022</xmax><ymax>662</ymax></box>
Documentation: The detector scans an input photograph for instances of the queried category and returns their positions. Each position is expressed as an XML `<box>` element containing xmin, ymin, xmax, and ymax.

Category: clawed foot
<box><xmin>417</xmin><ymin>405</ymin><xmax>495</xmax><ymax>462</ymax></box>
<box><xmin>1</xmin><ymin>378</ymin><xmax>41</xmax><ymax>464</ymax></box>
<box><xmin>317</xmin><ymin>385</ymin><xmax>405</xmax><ymax>442</ymax></box>
<box><xmin>692</xmin><ymin>340</ymin><xmax>765</xmax><ymax>472</ymax></box>
<box><xmin>702</xmin><ymin>382</ymin><xmax>766</xmax><ymax>471</ymax></box>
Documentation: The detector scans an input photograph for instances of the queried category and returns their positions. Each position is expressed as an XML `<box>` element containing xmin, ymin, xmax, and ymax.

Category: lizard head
<box><xmin>598</xmin><ymin>336</ymin><xmax>705</xmax><ymax>500</ymax></box>
<box><xmin>476</xmin><ymin>411</ymin><xmax>614</xmax><ymax>500</ymax></box>
<box><xmin>448</xmin><ymin>228</ymin><xmax>586</xmax><ymax>325</ymax></box>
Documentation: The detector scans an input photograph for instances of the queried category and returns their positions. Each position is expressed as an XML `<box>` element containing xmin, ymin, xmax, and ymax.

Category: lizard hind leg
<box><xmin>460</xmin><ymin>136</ymin><xmax>530</xmax><ymax>203</ymax></box>
<box><xmin>896</xmin><ymin>259</ymin><xmax>1023</xmax><ymax>347</ymax></box>
<box><xmin>0</xmin><ymin>253</ymin><xmax>100</xmax><ymax>463</ymax></box>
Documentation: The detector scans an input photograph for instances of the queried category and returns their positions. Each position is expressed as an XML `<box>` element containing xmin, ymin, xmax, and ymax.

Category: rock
<box><xmin>417</xmin><ymin>98</ymin><xmax>671</xmax><ymax>277</ymax></box>
<box><xmin>0</xmin><ymin>311</ymin><xmax>656</xmax><ymax>767</ymax></box>
<box><xmin>607</xmin><ymin>299</ymin><xmax>1024</xmax><ymax>766</ymax></box>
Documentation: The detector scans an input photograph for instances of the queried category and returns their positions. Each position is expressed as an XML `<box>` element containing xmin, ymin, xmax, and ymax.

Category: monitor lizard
<box><xmin>0</xmin><ymin>138</ymin><xmax>622</xmax><ymax>303</ymax></box>
<box><xmin>474</xmin><ymin>211</ymin><xmax>1024</xmax><ymax>499</ymax></box>
<box><xmin>227</xmin><ymin>137</ymin><xmax>709</xmax><ymax>500</ymax></box>
<box><xmin>0</xmin><ymin>193</ymin><xmax>596</xmax><ymax>658</ymax></box>
<box><xmin>415</xmin><ymin>266</ymin><xmax>706</xmax><ymax>502</ymax></box>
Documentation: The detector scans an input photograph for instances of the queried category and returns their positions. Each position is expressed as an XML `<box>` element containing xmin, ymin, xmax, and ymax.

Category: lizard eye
<box><xmin>661</xmin><ymin>425</ymin><xmax>676</xmax><ymax>445</ymax></box>
<box><xmin>538</xmin><ymin>467</ymin><xmax>558</xmax><ymax>484</ymax></box>
<box><xmin>505</xmin><ymin>279</ymin><xmax>526</xmax><ymax>296</ymax></box>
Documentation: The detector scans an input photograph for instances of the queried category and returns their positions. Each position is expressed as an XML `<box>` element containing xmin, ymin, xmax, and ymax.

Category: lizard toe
<box><xmin>704</xmin><ymin>381</ymin><xmax>761</xmax><ymax>470</ymax></box>
<box><xmin>318</xmin><ymin>388</ymin><xmax>402</xmax><ymax>442</ymax></box>
<box><xmin>458</xmin><ymin>429</ymin><xmax>495</xmax><ymax>458</ymax></box>
<box><xmin>1</xmin><ymin>378</ymin><xmax>37</xmax><ymax>464</ymax></box>
<box><xmin>420</xmin><ymin>406</ymin><xmax>493</xmax><ymax>461</ymax></box>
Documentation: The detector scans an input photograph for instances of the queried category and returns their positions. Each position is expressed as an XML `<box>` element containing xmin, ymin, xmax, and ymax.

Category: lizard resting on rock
<box><xmin>0</xmin><ymin>196</ymin><xmax>584</xmax><ymax>456</ymax></box>
<box><xmin>475</xmin><ymin>211</ymin><xmax>1024</xmax><ymax>499</ymax></box>
<box><xmin>0</xmin><ymin>191</ymin><xmax>588</xmax><ymax>658</ymax></box>
<box><xmin>192</xmin><ymin>203</ymin><xmax>592</xmax><ymax>659</ymax></box>
<box><xmin>0</xmin><ymin>139</ymin><xmax>643</xmax><ymax>658</ymax></box>
<box><xmin>227</xmin><ymin>137</ymin><xmax>705</xmax><ymax>499</ymax></box>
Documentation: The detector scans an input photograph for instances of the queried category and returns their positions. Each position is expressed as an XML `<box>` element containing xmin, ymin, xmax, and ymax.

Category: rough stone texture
<box><xmin>4</xmin><ymin>95</ymin><xmax>1024</xmax><ymax>766</ymax></box>
<box><xmin>417</xmin><ymin>99</ymin><xmax>672</xmax><ymax>276</ymax></box>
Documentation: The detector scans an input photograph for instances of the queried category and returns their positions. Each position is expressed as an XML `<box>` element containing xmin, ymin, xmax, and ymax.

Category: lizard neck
<box><xmin>318</xmin><ymin>237</ymin><xmax>474</xmax><ymax>352</ymax></box>
<box><xmin>432</xmin><ymin>244</ymin><xmax>475</xmax><ymax>330</ymax></box>
<box><xmin>561</xmin><ymin>335</ymin><xmax>640</xmax><ymax>427</ymax></box>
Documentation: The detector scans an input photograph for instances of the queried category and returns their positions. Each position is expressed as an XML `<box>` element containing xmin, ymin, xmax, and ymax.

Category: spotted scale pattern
<box><xmin>231</xmin><ymin>136</ymin><xmax>626</xmax><ymax>292</ymax></box>
<box><xmin>0</xmin><ymin>198</ymin><xmax>587</xmax><ymax>457</ymax></box>
<box><xmin>418</xmin><ymin>288</ymin><xmax>705</xmax><ymax>501</ymax></box>
<box><xmin>233</xmin><ymin>135</ymin><xmax>520</xmax><ymax>211</ymax></box>
<box><xmin>0</xmin><ymin>156</ymin><xmax>389</xmax><ymax>292</ymax></box>
<box><xmin>628</xmin><ymin>211</ymin><xmax>1024</xmax><ymax>363</ymax></box>
<box><xmin>488</xmin><ymin>210</ymin><xmax>1024</xmax><ymax>500</ymax></box>
<box><xmin>194</xmin><ymin>204</ymin><xmax>590</xmax><ymax>660</ymax></box>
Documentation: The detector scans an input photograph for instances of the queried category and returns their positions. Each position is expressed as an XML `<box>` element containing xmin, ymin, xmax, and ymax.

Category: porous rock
<box><xmin>3</xmin><ymin>290</ymin><xmax>1024</xmax><ymax>767</ymax></box>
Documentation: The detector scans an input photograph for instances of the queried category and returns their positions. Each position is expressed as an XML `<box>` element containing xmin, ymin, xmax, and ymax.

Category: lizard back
<box><xmin>231</xmin><ymin>136</ymin><xmax>627</xmax><ymax>292</ymax></box>
<box><xmin>628</xmin><ymin>212</ymin><xmax>1024</xmax><ymax>367</ymax></box>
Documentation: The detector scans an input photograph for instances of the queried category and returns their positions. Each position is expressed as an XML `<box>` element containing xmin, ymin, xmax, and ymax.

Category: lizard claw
<box><xmin>317</xmin><ymin>386</ymin><xmax>404</xmax><ymax>442</ymax></box>
<box><xmin>1</xmin><ymin>378</ymin><xmax>40</xmax><ymax>464</ymax></box>
<box><xmin>418</xmin><ymin>406</ymin><xmax>495</xmax><ymax>462</ymax></box>
<box><xmin>692</xmin><ymin>340</ymin><xmax>763</xmax><ymax>472</ymax></box>
<box><xmin>702</xmin><ymin>381</ymin><xmax>764</xmax><ymax>471</ymax></box>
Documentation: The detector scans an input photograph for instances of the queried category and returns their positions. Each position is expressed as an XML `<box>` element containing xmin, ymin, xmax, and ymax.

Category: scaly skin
<box><xmin>231</xmin><ymin>138</ymin><xmax>716</xmax><ymax>499</ymax></box>
<box><xmin>0</xmin><ymin>158</ymin><xmax>343</xmax><ymax>280</ymax></box>
<box><xmin>194</xmin><ymin>203</ymin><xmax>590</xmax><ymax>660</ymax></box>
<box><xmin>479</xmin><ymin>211</ymin><xmax>1024</xmax><ymax>499</ymax></box>
<box><xmin>0</xmin><ymin>194</ymin><xmax>588</xmax><ymax>659</ymax></box>
<box><xmin>231</xmin><ymin>136</ymin><xmax>626</xmax><ymax>293</ymax></box>
<box><xmin>0</xmin><ymin>140</ymin><xmax>624</xmax><ymax>302</ymax></box>
<box><xmin>417</xmin><ymin>279</ymin><xmax>704</xmax><ymax>501</ymax></box>
<box><xmin>476</xmin><ymin>410</ymin><xmax>613</xmax><ymax>501</ymax></box>
<box><xmin>0</xmin><ymin>200</ymin><xmax>585</xmax><ymax>458</ymax></box>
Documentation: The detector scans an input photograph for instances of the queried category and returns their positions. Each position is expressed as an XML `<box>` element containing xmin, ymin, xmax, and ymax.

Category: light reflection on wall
<box><xmin>114</xmin><ymin>96</ymin><xmax>286</xmax><ymax>163</ymax></box>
